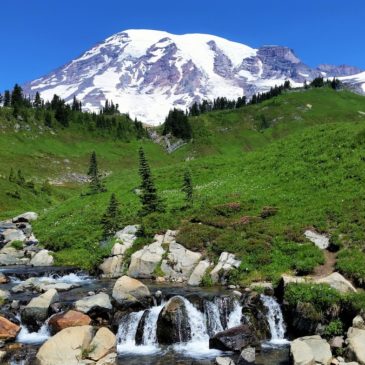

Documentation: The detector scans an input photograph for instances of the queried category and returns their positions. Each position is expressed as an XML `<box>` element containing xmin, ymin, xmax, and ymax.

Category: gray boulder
<box><xmin>238</xmin><ymin>346</ymin><xmax>255</xmax><ymax>364</ymax></box>
<box><xmin>347</xmin><ymin>327</ymin><xmax>365</xmax><ymax>365</ymax></box>
<box><xmin>210</xmin><ymin>252</ymin><xmax>241</xmax><ymax>284</ymax></box>
<box><xmin>29</xmin><ymin>249</ymin><xmax>54</xmax><ymax>266</ymax></box>
<box><xmin>75</xmin><ymin>293</ymin><xmax>112</xmax><ymax>314</ymax></box>
<box><xmin>112</xmin><ymin>275</ymin><xmax>150</xmax><ymax>307</ymax></box>
<box><xmin>99</xmin><ymin>255</ymin><xmax>124</xmax><ymax>278</ymax></box>
<box><xmin>291</xmin><ymin>336</ymin><xmax>332</xmax><ymax>365</ymax></box>
<box><xmin>188</xmin><ymin>260</ymin><xmax>211</xmax><ymax>286</ymax></box>
<box><xmin>12</xmin><ymin>212</ymin><xmax>38</xmax><ymax>223</ymax></box>
<box><xmin>316</xmin><ymin>272</ymin><xmax>357</xmax><ymax>293</ymax></box>
<box><xmin>304</xmin><ymin>230</ymin><xmax>329</xmax><ymax>249</ymax></box>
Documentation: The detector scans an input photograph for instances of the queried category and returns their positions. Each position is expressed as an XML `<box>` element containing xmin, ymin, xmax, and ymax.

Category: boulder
<box><xmin>188</xmin><ymin>260</ymin><xmax>211</xmax><ymax>286</ymax></box>
<box><xmin>304</xmin><ymin>230</ymin><xmax>330</xmax><ymax>249</ymax></box>
<box><xmin>29</xmin><ymin>249</ymin><xmax>54</xmax><ymax>266</ymax></box>
<box><xmin>215</xmin><ymin>357</ymin><xmax>236</xmax><ymax>365</ymax></box>
<box><xmin>115</xmin><ymin>225</ymin><xmax>138</xmax><ymax>244</ymax></box>
<box><xmin>291</xmin><ymin>339</ymin><xmax>315</xmax><ymax>365</ymax></box>
<box><xmin>95</xmin><ymin>353</ymin><xmax>117</xmax><ymax>365</ymax></box>
<box><xmin>99</xmin><ymin>255</ymin><xmax>124</xmax><ymax>278</ymax></box>
<box><xmin>127</xmin><ymin>241</ymin><xmax>165</xmax><ymax>278</ymax></box>
<box><xmin>316</xmin><ymin>273</ymin><xmax>357</xmax><ymax>293</ymax></box>
<box><xmin>0</xmin><ymin>273</ymin><xmax>9</xmax><ymax>284</ymax></box>
<box><xmin>36</xmin><ymin>325</ymin><xmax>94</xmax><ymax>365</ymax></box>
<box><xmin>112</xmin><ymin>276</ymin><xmax>150</xmax><ymax>307</ymax></box>
<box><xmin>281</xmin><ymin>274</ymin><xmax>306</xmax><ymax>287</ymax></box>
<box><xmin>291</xmin><ymin>336</ymin><xmax>332</xmax><ymax>365</ymax></box>
<box><xmin>161</xmin><ymin>241</ymin><xmax>201</xmax><ymax>281</ymax></box>
<box><xmin>238</xmin><ymin>346</ymin><xmax>255</xmax><ymax>364</ymax></box>
<box><xmin>48</xmin><ymin>310</ymin><xmax>92</xmax><ymax>333</ymax></box>
<box><xmin>0</xmin><ymin>246</ymin><xmax>29</xmax><ymax>265</ymax></box>
<box><xmin>0</xmin><ymin>289</ymin><xmax>10</xmax><ymax>301</ymax></box>
<box><xmin>209</xmin><ymin>325</ymin><xmax>258</xmax><ymax>352</ymax></box>
<box><xmin>12</xmin><ymin>212</ymin><xmax>38</xmax><ymax>223</ymax></box>
<box><xmin>353</xmin><ymin>315</ymin><xmax>365</xmax><ymax>330</ymax></box>
<box><xmin>210</xmin><ymin>252</ymin><xmax>241</xmax><ymax>284</ymax></box>
<box><xmin>22</xmin><ymin>288</ymin><xmax>59</xmax><ymax>326</ymax></box>
<box><xmin>75</xmin><ymin>293</ymin><xmax>112</xmax><ymax>314</ymax></box>
<box><xmin>347</xmin><ymin>327</ymin><xmax>365</xmax><ymax>365</ymax></box>
<box><xmin>87</xmin><ymin>327</ymin><xmax>116</xmax><ymax>361</ymax></box>
<box><xmin>1</xmin><ymin>228</ymin><xmax>26</xmax><ymax>243</ymax></box>
<box><xmin>0</xmin><ymin>316</ymin><xmax>21</xmax><ymax>341</ymax></box>
<box><xmin>12</xmin><ymin>277</ymin><xmax>80</xmax><ymax>293</ymax></box>
<box><xmin>156</xmin><ymin>296</ymin><xmax>191</xmax><ymax>344</ymax></box>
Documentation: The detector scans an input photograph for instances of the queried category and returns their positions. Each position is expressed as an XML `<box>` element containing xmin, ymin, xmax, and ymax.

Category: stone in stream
<box><xmin>188</xmin><ymin>259</ymin><xmax>211</xmax><ymax>286</ymax></box>
<box><xmin>87</xmin><ymin>327</ymin><xmax>116</xmax><ymax>361</ymax></box>
<box><xmin>29</xmin><ymin>249</ymin><xmax>54</xmax><ymax>266</ymax></box>
<box><xmin>75</xmin><ymin>293</ymin><xmax>112</xmax><ymax>315</ymax></box>
<box><xmin>0</xmin><ymin>289</ymin><xmax>10</xmax><ymax>301</ymax></box>
<box><xmin>99</xmin><ymin>255</ymin><xmax>124</xmax><ymax>278</ymax></box>
<box><xmin>156</xmin><ymin>296</ymin><xmax>191</xmax><ymax>345</ymax></box>
<box><xmin>12</xmin><ymin>277</ymin><xmax>80</xmax><ymax>293</ymax></box>
<box><xmin>0</xmin><ymin>316</ymin><xmax>21</xmax><ymax>341</ymax></box>
<box><xmin>209</xmin><ymin>324</ymin><xmax>258</xmax><ymax>352</ymax></box>
<box><xmin>48</xmin><ymin>310</ymin><xmax>92</xmax><ymax>334</ymax></box>
<box><xmin>215</xmin><ymin>357</ymin><xmax>236</xmax><ymax>365</ymax></box>
<box><xmin>0</xmin><ymin>273</ymin><xmax>9</xmax><ymax>284</ymax></box>
<box><xmin>237</xmin><ymin>346</ymin><xmax>255</xmax><ymax>364</ymax></box>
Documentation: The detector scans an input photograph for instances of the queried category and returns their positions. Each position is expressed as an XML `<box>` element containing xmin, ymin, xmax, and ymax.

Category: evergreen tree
<box><xmin>33</xmin><ymin>92</ymin><xmax>42</xmax><ymax>108</ymax></box>
<box><xmin>101</xmin><ymin>193</ymin><xmax>122</xmax><ymax>237</ymax></box>
<box><xmin>138</xmin><ymin>147</ymin><xmax>164</xmax><ymax>215</ymax></box>
<box><xmin>87</xmin><ymin>151</ymin><xmax>106</xmax><ymax>194</ymax></box>
<box><xmin>11</xmin><ymin>84</ymin><xmax>24</xmax><ymax>108</ymax></box>
<box><xmin>44</xmin><ymin>111</ymin><xmax>53</xmax><ymax>128</ymax></box>
<box><xmin>8</xmin><ymin>168</ymin><xmax>15</xmax><ymax>183</ymax></box>
<box><xmin>3</xmin><ymin>90</ymin><xmax>10</xmax><ymax>107</ymax></box>
<box><xmin>182</xmin><ymin>169</ymin><xmax>193</xmax><ymax>206</ymax></box>
<box><xmin>163</xmin><ymin>108</ymin><xmax>192</xmax><ymax>140</ymax></box>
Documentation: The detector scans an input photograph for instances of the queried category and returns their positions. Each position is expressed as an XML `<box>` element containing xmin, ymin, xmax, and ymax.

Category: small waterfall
<box><xmin>117</xmin><ymin>311</ymin><xmax>144</xmax><ymax>351</ymax></box>
<box><xmin>214</xmin><ymin>296</ymin><xmax>231</xmax><ymax>329</ymax></box>
<box><xmin>16</xmin><ymin>318</ymin><xmax>50</xmax><ymax>345</ymax></box>
<box><xmin>142</xmin><ymin>303</ymin><xmax>164</xmax><ymax>346</ymax></box>
<box><xmin>204</xmin><ymin>301</ymin><xmax>224</xmax><ymax>336</ymax></box>
<box><xmin>261</xmin><ymin>295</ymin><xmax>288</xmax><ymax>345</ymax></box>
<box><xmin>227</xmin><ymin>299</ymin><xmax>243</xmax><ymax>329</ymax></box>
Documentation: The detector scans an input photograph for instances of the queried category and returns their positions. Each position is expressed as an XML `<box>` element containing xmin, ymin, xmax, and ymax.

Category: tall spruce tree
<box><xmin>138</xmin><ymin>147</ymin><xmax>164</xmax><ymax>215</ymax></box>
<box><xmin>182</xmin><ymin>169</ymin><xmax>193</xmax><ymax>206</ymax></box>
<box><xmin>101</xmin><ymin>193</ymin><xmax>121</xmax><ymax>237</ymax></box>
<box><xmin>3</xmin><ymin>91</ymin><xmax>10</xmax><ymax>107</ymax></box>
<box><xmin>87</xmin><ymin>151</ymin><xmax>105</xmax><ymax>194</ymax></box>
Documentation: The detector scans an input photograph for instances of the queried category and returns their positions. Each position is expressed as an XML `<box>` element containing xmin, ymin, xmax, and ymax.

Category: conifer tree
<box><xmin>87</xmin><ymin>151</ymin><xmax>105</xmax><ymax>194</ymax></box>
<box><xmin>33</xmin><ymin>92</ymin><xmax>42</xmax><ymax>108</ymax></box>
<box><xmin>101</xmin><ymin>193</ymin><xmax>121</xmax><ymax>237</ymax></box>
<box><xmin>182</xmin><ymin>169</ymin><xmax>193</xmax><ymax>206</ymax></box>
<box><xmin>138</xmin><ymin>147</ymin><xmax>164</xmax><ymax>215</ymax></box>
<box><xmin>3</xmin><ymin>91</ymin><xmax>10</xmax><ymax>107</ymax></box>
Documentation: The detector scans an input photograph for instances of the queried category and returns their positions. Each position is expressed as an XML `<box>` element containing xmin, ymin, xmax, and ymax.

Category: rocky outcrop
<box><xmin>156</xmin><ymin>296</ymin><xmax>191</xmax><ymax>344</ymax></box>
<box><xmin>291</xmin><ymin>336</ymin><xmax>332</xmax><ymax>365</ymax></box>
<box><xmin>99</xmin><ymin>256</ymin><xmax>124</xmax><ymax>279</ymax></box>
<box><xmin>210</xmin><ymin>252</ymin><xmax>241</xmax><ymax>284</ymax></box>
<box><xmin>304</xmin><ymin>230</ymin><xmax>330</xmax><ymax>249</ymax></box>
<box><xmin>29</xmin><ymin>249</ymin><xmax>54</xmax><ymax>266</ymax></box>
<box><xmin>48</xmin><ymin>310</ymin><xmax>92</xmax><ymax>334</ymax></box>
<box><xmin>75</xmin><ymin>293</ymin><xmax>112</xmax><ymax>314</ymax></box>
<box><xmin>112</xmin><ymin>276</ymin><xmax>151</xmax><ymax>308</ymax></box>
<box><xmin>209</xmin><ymin>324</ymin><xmax>258</xmax><ymax>352</ymax></box>
<box><xmin>188</xmin><ymin>260</ymin><xmax>211</xmax><ymax>286</ymax></box>
<box><xmin>12</xmin><ymin>212</ymin><xmax>38</xmax><ymax>223</ymax></box>
<box><xmin>347</xmin><ymin>327</ymin><xmax>365</xmax><ymax>364</ymax></box>
<box><xmin>0</xmin><ymin>316</ymin><xmax>21</xmax><ymax>341</ymax></box>
<box><xmin>316</xmin><ymin>273</ymin><xmax>357</xmax><ymax>293</ymax></box>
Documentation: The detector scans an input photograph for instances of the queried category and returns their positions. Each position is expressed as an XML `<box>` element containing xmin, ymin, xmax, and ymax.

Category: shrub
<box><xmin>213</xmin><ymin>202</ymin><xmax>242</xmax><ymax>217</ymax></box>
<box><xmin>336</xmin><ymin>249</ymin><xmax>365</xmax><ymax>286</ymax></box>
<box><xmin>323</xmin><ymin>319</ymin><xmax>343</xmax><ymax>339</ymax></box>
<box><xmin>11</xmin><ymin>240</ymin><xmax>23</xmax><ymax>250</ymax></box>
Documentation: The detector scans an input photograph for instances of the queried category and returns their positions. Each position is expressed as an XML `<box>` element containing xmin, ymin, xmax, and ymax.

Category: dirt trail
<box><xmin>313</xmin><ymin>250</ymin><xmax>336</xmax><ymax>278</ymax></box>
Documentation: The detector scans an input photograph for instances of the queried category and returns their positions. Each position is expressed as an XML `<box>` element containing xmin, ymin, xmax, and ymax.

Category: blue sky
<box><xmin>1</xmin><ymin>0</ymin><xmax>364</xmax><ymax>90</ymax></box>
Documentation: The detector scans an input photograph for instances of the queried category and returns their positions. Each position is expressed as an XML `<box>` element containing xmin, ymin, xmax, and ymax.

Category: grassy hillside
<box><xmin>1</xmin><ymin>87</ymin><xmax>365</xmax><ymax>286</ymax></box>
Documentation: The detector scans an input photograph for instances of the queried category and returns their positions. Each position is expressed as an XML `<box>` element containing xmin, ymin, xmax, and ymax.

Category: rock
<box><xmin>0</xmin><ymin>289</ymin><xmax>10</xmax><ymax>301</ymax></box>
<box><xmin>128</xmin><ymin>241</ymin><xmax>165</xmax><ymax>278</ymax></box>
<box><xmin>316</xmin><ymin>273</ymin><xmax>357</xmax><ymax>293</ymax></box>
<box><xmin>210</xmin><ymin>252</ymin><xmax>241</xmax><ymax>284</ymax></box>
<box><xmin>95</xmin><ymin>353</ymin><xmax>117</xmax><ymax>365</ymax></box>
<box><xmin>115</xmin><ymin>225</ymin><xmax>138</xmax><ymax>242</ymax></box>
<box><xmin>0</xmin><ymin>316</ymin><xmax>20</xmax><ymax>341</ymax></box>
<box><xmin>12</xmin><ymin>212</ymin><xmax>38</xmax><ymax>223</ymax></box>
<box><xmin>215</xmin><ymin>357</ymin><xmax>236</xmax><ymax>365</ymax></box>
<box><xmin>161</xmin><ymin>241</ymin><xmax>202</xmax><ymax>281</ymax></box>
<box><xmin>0</xmin><ymin>273</ymin><xmax>9</xmax><ymax>284</ymax></box>
<box><xmin>347</xmin><ymin>327</ymin><xmax>365</xmax><ymax>365</ymax></box>
<box><xmin>29</xmin><ymin>249</ymin><xmax>54</xmax><ymax>266</ymax></box>
<box><xmin>88</xmin><ymin>327</ymin><xmax>116</xmax><ymax>361</ymax></box>
<box><xmin>11</xmin><ymin>300</ymin><xmax>20</xmax><ymax>310</ymax></box>
<box><xmin>75</xmin><ymin>293</ymin><xmax>112</xmax><ymax>314</ymax></box>
<box><xmin>291</xmin><ymin>336</ymin><xmax>332</xmax><ymax>365</ymax></box>
<box><xmin>304</xmin><ymin>230</ymin><xmax>330</xmax><ymax>249</ymax></box>
<box><xmin>48</xmin><ymin>310</ymin><xmax>92</xmax><ymax>334</ymax></box>
<box><xmin>329</xmin><ymin>336</ymin><xmax>344</xmax><ymax>350</ymax></box>
<box><xmin>0</xmin><ymin>246</ymin><xmax>29</xmax><ymax>266</ymax></box>
<box><xmin>238</xmin><ymin>346</ymin><xmax>255</xmax><ymax>364</ymax></box>
<box><xmin>112</xmin><ymin>276</ymin><xmax>151</xmax><ymax>307</ymax></box>
<box><xmin>12</xmin><ymin>277</ymin><xmax>79</xmax><ymax>293</ymax></box>
<box><xmin>1</xmin><ymin>229</ymin><xmax>26</xmax><ymax>243</ymax></box>
<box><xmin>353</xmin><ymin>316</ymin><xmax>365</xmax><ymax>330</ymax></box>
<box><xmin>36</xmin><ymin>325</ymin><xmax>94</xmax><ymax>365</ymax></box>
<box><xmin>0</xmin><ymin>351</ymin><xmax>5</xmax><ymax>362</ymax></box>
<box><xmin>291</xmin><ymin>339</ymin><xmax>315</xmax><ymax>365</ymax></box>
<box><xmin>281</xmin><ymin>274</ymin><xmax>307</xmax><ymax>287</ymax></box>
<box><xmin>156</xmin><ymin>296</ymin><xmax>191</xmax><ymax>345</ymax></box>
<box><xmin>99</xmin><ymin>255</ymin><xmax>124</xmax><ymax>278</ymax></box>
<box><xmin>249</xmin><ymin>282</ymin><xmax>274</xmax><ymax>295</ymax></box>
<box><xmin>188</xmin><ymin>260</ymin><xmax>211</xmax><ymax>286</ymax></box>
<box><xmin>209</xmin><ymin>325</ymin><xmax>258</xmax><ymax>352</ymax></box>
<box><xmin>22</xmin><ymin>288</ymin><xmax>59</xmax><ymax>327</ymax></box>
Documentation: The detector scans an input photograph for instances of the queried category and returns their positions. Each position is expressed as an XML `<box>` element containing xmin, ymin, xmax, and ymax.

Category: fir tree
<box><xmin>11</xmin><ymin>84</ymin><xmax>24</xmax><ymax>108</ymax></box>
<box><xmin>138</xmin><ymin>147</ymin><xmax>164</xmax><ymax>215</ymax></box>
<box><xmin>33</xmin><ymin>92</ymin><xmax>42</xmax><ymax>108</ymax></box>
<box><xmin>101</xmin><ymin>193</ymin><xmax>122</xmax><ymax>237</ymax></box>
<box><xmin>87</xmin><ymin>151</ymin><xmax>106</xmax><ymax>194</ymax></box>
<box><xmin>3</xmin><ymin>91</ymin><xmax>10</xmax><ymax>107</ymax></box>
<box><xmin>163</xmin><ymin>108</ymin><xmax>192</xmax><ymax>140</ymax></box>
<box><xmin>182</xmin><ymin>169</ymin><xmax>193</xmax><ymax>206</ymax></box>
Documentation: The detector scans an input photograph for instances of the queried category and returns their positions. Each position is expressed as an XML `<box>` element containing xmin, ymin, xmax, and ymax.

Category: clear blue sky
<box><xmin>1</xmin><ymin>0</ymin><xmax>364</xmax><ymax>90</ymax></box>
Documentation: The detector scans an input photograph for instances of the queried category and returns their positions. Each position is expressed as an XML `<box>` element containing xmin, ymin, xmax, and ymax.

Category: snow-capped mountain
<box><xmin>23</xmin><ymin>29</ymin><xmax>364</xmax><ymax>125</ymax></box>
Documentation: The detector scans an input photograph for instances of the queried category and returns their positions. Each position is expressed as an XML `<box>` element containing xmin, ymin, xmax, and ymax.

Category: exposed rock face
<box><xmin>88</xmin><ymin>327</ymin><xmax>116</xmax><ymax>361</ymax></box>
<box><xmin>112</xmin><ymin>276</ymin><xmax>151</xmax><ymax>308</ymax></box>
<box><xmin>304</xmin><ymin>230</ymin><xmax>330</xmax><ymax>249</ymax></box>
<box><xmin>316</xmin><ymin>272</ymin><xmax>357</xmax><ymax>293</ymax></box>
<box><xmin>48</xmin><ymin>310</ymin><xmax>92</xmax><ymax>334</ymax></box>
<box><xmin>291</xmin><ymin>336</ymin><xmax>332</xmax><ymax>365</ymax></box>
<box><xmin>347</xmin><ymin>327</ymin><xmax>365</xmax><ymax>365</ymax></box>
<box><xmin>209</xmin><ymin>324</ymin><xmax>257</xmax><ymax>352</ymax></box>
<box><xmin>12</xmin><ymin>212</ymin><xmax>38</xmax><ymax>223</ymax></box>
<box><xmin>0</xmin><ymin>316</ymin><xmax>21</xmax><ymax>341</ymax></box>
<box><xmin>75</xmin><ymin>293</ymin><xmax>112</xmax><ymax>314</ymax></box>
<box><xmin>210</xmin><ymin>252</ymin><xmax>241</xmax><ymax>284</ymax></box>
<box><xmin>22</xmin><ymin>288</ymin><xmax>59</xmax><ymax>328</ymax></box>
<box><xmin>156</xmin><ymin>296</ymin><xmax>191</xmax><ymax>344</ymax></box>
<box><xmin>188</xmin><ymin>260</ymin><xmax>211</xmax><ymax>286</ymax></box>
<box><xmin>29</xmin><ymin>249</ymin><xmax>54</xmax><ymax>266</ymax></box>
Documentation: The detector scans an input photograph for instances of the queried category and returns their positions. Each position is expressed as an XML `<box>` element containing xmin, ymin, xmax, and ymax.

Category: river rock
<box><xmin>0</xmin><ymin>247</ymin><xmax>29</xmax><ymax>266</ymax></box>
<box><xmin>95</xmin><ymin>352</ymin><xmax>117</xmax><ymax>365</ymax></box>
<box><xmin>12</xmin><ymin>277</ymin><xmax>79</xmax><ymax>293</ymax></box>
<box><xmin>157</xmin><ymin>296</ymin><xmax>191</xmax><ymax>344</ymax></box>
<box><xmin>347</xmin><ymin>327</ymin><xmax>365</xmax><ymax>364</ymax></box>
<box><xmin>22</xmin><ymin>288</ymin><xmax>59</xmax><ymax>327</ymax></box>
<box><xmin>188</xmin><ymin>260</ymin><xmax>211</xmax><ymax>286</ymax></box>
<box><xmin>316</xmin><ymin>272</ymin><xmax>357</xmax><ymax>293</ymax></box>
<box><xmin>36</xmin><ymin>325</ymin><xmax>94</xmax><ymax>365</ymax></box>
<box><xmin>0</xmin><ymin>289</ymin><xmax>10</xmax><ymax>301</ymax></box>
<box><xmin>0</xmin><ymin>273</ymin><xmax>9</xmax><ymax>284</ymax></box>
<box><xmin>291</xmin><ymin>336</ymin><xmax>332</xmax><ymax>365</ymax></box>
<box><xmin>29</xmin><ymin>249</ymin><xmax>54</xmax><ymax>266</ymax></box>
<box><xmin>127</xmin><ymin>241</ymin><xmax>165</xmax><ymax>278</ymax></box>
<box><xmin>0</xmin><ymin>316</ymin><xmax>21</xmax><ymax>341</ymax></box>
<box><xmin>238</xmin><ymin>346</ymin><xmax>255</xmax><ymax>364</ymax></box>
<box><xmin>161</xmin><ymin>241</ymin><xmax>202</xmax><ymax>281</ymax></box>
<box><xmin>215</xmin><ymin>357</ymin><xmax>235</xmax><ymax>365</ymax></box>
<box><xmin>99</xmin><ymin>255</ymin><xmax>124</xmax><ymax>278</ymax></box>
<box><xmin>353</xmin><ymin>315</ymin><xmax>365</xmax><ymax>330</ymax></box>
<box><xmin>12</xmin><ymin>212</ymin><xmax>38</xmax><ymax>223</ymax></box>
<box><xmin>75</xmin><ymin>293</ymin><xmax>112</xmax><ymax>314</ymax></box>
<box><xmin>112</xmin><ymin>276</ymin><xmax>150</xmax><ymax>307</ymax></box>
<box><xmin>1</xmin><ymin>228</ymin><xmax>26</xmax><ymax>243</ymax></box>
<box><xmin>304</xmin><ymin>230</ymin><xmax>330</xmax><ymax>249</ymax></box>
<box><xmin>210</xmin><ymin>252</ymin><xmax>241</xmax><ymax>284</ymax></box>
<box><xmin>209</xmin><ymin>324</ymin><xmax>258</xmax><ymax>352</ymax></box>
<box><xmin>88</xmin><ymin>327</ymin><xmax>116</xmax><ymax>361</ymax></box>
<box><xmin>48</xmin><ymin>310</ymin><xmax>92</xmax><ymax>334</ymax></box>
<box><xmin>291</xmin><ymin>339</ymin><xmax>315</xmax><ymax>365</ymax></box>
